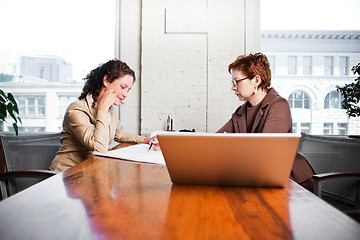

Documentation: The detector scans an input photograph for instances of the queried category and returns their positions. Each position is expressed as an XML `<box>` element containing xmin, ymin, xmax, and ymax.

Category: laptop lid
<box><xmin>157</xmin><ymin>132</ymin><xmax>300</xmax><ymax>187</ymax></box>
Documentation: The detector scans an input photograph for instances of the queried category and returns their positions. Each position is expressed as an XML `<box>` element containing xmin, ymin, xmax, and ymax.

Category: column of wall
<box><xmin>140</xmin><ymin>0</ymin><xmax>248</xmax><ymax>135</ymax></box>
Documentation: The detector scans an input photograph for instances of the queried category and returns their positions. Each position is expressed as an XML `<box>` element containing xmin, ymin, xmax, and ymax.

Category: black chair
<box><xmin>298</xmin><ymin>133</ymin><xmax>360</xmax><ymax>220</ymax></box>
<box><xmin>0</xmin><ymin>133</ymin><xmax>61</xmax><ymax>199</ymax></box>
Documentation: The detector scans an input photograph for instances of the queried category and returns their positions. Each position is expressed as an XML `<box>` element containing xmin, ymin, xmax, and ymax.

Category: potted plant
<box><xmin>0</xmin><ymin>89</ymin><xmax>22</xmax><ymax>135</ymax></box>
<box><xmin>336</xmin><ymin>63</ymin><xmax>360</xmax><ymax>118</ymax></box>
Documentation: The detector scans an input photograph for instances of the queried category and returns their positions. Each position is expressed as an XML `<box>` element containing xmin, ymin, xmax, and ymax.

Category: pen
<box><xmin>148</xmin><ymin>141</ymin><xmax>153</xmax><ymax>151</ymax></box>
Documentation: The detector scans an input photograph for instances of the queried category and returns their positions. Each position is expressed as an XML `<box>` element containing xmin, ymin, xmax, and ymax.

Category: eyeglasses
<box><xmin>231</xmin><ymin>77</ymin><xmax>249</xmax><ymax>87</ymax></box>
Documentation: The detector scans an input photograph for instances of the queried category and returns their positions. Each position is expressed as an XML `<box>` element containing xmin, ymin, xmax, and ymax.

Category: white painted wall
<box><xmin>139</xmin><ymin>0</ymin><xmax>253</xmax><ymax>135</ymax></box>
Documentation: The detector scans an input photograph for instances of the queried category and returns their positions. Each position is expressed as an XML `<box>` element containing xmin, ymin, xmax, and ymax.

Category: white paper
<box><xmin>93</xmin><ymin>143</ymin><xmax>166</xmax><ymax>165</ymax></box>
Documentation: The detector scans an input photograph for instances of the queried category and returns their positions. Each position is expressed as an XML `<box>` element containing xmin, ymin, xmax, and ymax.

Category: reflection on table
<box><xmin>0</xmin><ymin>154</ymin><xmax>359</xmax><ymax>240</ymax></box>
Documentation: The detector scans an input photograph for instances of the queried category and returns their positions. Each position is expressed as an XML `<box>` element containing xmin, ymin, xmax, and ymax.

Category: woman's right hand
<box><xmin>97</xmin><ymin>90</ymin><xmax>116</xmax><ymax>111</ymax></box>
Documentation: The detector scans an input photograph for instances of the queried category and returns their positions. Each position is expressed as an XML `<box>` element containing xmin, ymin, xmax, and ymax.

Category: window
<box><xmin>292</xmin><ymin>122</ymin><xmax>297</xmax><ymax>133</ymax></box>
<box><xmin>267</xmin><ymin>56</ymin><xmax>276</xmax><ymax>75</ymax></box>
<box><xmin>288</xmin><ymin>56</ymin><xmax>297</xmax><ymax>75</ymax></box>
<box><xmin>339</xmin><ymin>56</ymin><xmax>349</xmax><ymax>75</ymax></box>
<box><xmin>58</xmin><ymin>94</ymin><xmax>79</xmax><ymax>117</ymax></box>
<box><xmin>303</xmin><ymin>56</ymin><xmax>312</xmax><ymax>75</ymax></box>
<box><xmin>14</xmin><ymin>95</ymin><xmax>45</xmax><ymax>117</ymax></box>
<box><xmin>323</xmin><ymin>123</ymin><xmax>333</xmax><ymax>135</ymax></box>
<box><xmin>0</xmin><ymin>0</ymin><xmax>115</xmax><ymax>132</ymax></box>
<box><xmin>337</xmin><ymin>123</ymin><xmax>348</xmax><ymax>135</ymax></box>
<box><xmin>261</xmin><ymin>0</ymin><xmax>360</xmax><ymax>136</ymax></box>
<box><xmin>301</xmin><ymin>123</ymin><xmax>311</xmax><ymax>134</ymax></box>
<box><xmin>324</xmin><ymin>91</ymin><xmax>344</xmax><ymax>109</ymax></box>
<box><xmin>324</xmin><ymin>56</ymin><xmax>334</xmax><ymax>75</ymax></box>
<box><xmin>8</xmin><ymin>126</ymin><xmax>45</xmax><ymax>133</ymax></box>
<box><xmin>288</xmin><ymin>91</ymin><xmax>310</xmax><ymax>109</ymax></box>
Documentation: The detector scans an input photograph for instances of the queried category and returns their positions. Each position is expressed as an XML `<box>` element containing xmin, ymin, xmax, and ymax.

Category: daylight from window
<box><xmin>261</xmin><ymin>0</ymin><xmax>360</xmax><ymax>135</ymax></box>
<box><xmin>0</xmin><ymin>0</ymin><xmax>115</xmax><ymax>133</ymax></box>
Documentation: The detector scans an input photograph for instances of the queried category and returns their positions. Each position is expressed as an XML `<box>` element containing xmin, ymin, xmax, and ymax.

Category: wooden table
<box><xmin>0</xmin><ymin>155</ymin><xmax>359</xmax><ymax>240</ymax></box>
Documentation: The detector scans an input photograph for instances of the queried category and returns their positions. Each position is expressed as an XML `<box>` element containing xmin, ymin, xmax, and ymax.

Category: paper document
<box><xmin>93</xmin><ymin>144</ymin><xmax>166</xmax><ymax>165</ymax></box>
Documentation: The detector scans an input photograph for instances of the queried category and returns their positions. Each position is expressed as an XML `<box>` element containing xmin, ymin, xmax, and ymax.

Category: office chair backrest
<box><xmin>298</xmin><ymin>133</ymin><xmax>360</xmax><ymax>208</ymax></box>
<box><xmin>298</xmin><ymin>133</ymin><xmax>360</xmax><ymax>174</ymax></box>
<box><xmin>0</xmin><ymin>133</ymin><xmax>61</xmax><ymax>194</ymax></box>
<box><xmin>1</xmin><ymin>133</ymin><xmax>61</xmax><ymax>172</ymax></box>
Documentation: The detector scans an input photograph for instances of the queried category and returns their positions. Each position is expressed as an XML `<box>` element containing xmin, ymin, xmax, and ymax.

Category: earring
<box><xmin>254</xmin><ymin>87</ymin><xmax>258</xmax><ymax>94</ymax></box>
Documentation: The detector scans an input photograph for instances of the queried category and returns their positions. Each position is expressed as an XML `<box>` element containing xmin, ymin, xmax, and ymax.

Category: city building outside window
<box><xmin>339</xmin><ymin>56</ymin><xmax>349</xmax><ymax>75</ymax></box>
<box><xmin>337</xmin><ymin>123</ymin><xmax>348</xmax><ymax>135</ymax></box>
<box><xmin>288</xmin><ymin>91</ymin><xmax>310</xmax><ymax>109</ymax></box>
<box><xmin>288</xmin><ymin>56</ymin><xmax>297</xmax><ymax>75</ymax></box>
<box><xmin>14</xmin><ymin>94</ymin><xmax>45</xmax><ymax>117</ymax></box>
<box><xmin>261</xmin><ymin>0</ymin><xmax>360</xmax><ymax>136</ymax></box>
<box><xmin>292</xmin><ymin>122</ymin><xmax>297</xmax><ymax>133</ymax></box>
<box><xmin>324</xmin><ymin>90</ymin><xmax>344</xmax><ymax>109</ymax></box>
<box><xmin>323</xmin><ymin>123</ymin><xmax>334</xmax><ymax>135</ymax></box>
<box><xmin>58</xmin><ymin>94</ymin><xmax>79</xmax><ymax>117</ymax></box>
<box><xmin>8</xmin><ymin>126</ymin><xmax>45</xmax><ymax>133</ymax></box>
<box><xmin>301</xmin><ymin>123</ymin><xmax>311</xmax><ymax>134</ymax></box>
<box><xmin>0</xmin><ymin>0</ymin><xmax>115</xmax><ymax>133</ymax></box>
<box><xmin>303</xmin><ymin>56</ymin><xmax>312</xmax><ymax>75</ymax></box>
<box><xmin>267</xmin><ymin>56</ymin><xmax>276</xmax><ymax>75</ymax></box>
<box><xmin>324</xmin><ymin>56</ymin><xmax>334</xmax><ymax>75</ymax></box>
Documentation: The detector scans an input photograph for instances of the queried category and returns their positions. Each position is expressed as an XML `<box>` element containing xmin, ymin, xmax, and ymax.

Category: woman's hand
<box><xmin>145</xmin><ymin>136</ymin><xmax>160</xmax><ymax>151</ymax></box>
<box><xmin>97</xmin><ymin>90</ymin><xmax>117</xmax><ymax>111</ymax></box>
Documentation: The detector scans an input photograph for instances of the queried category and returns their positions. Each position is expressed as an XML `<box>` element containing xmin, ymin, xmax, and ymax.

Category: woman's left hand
<box><xmin>145</xmin><ymin>136</ymin><xmax>160</xmax><ymax>151</ymax></box>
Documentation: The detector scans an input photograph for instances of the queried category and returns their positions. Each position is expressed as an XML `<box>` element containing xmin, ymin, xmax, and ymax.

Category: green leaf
<box><xmin>13</xmin><ymin>122</ymin><xmax>19</xmax><ymax>136</ymax></box>
<box><xmin>0</xmin><ymin>104</ymin><xmax>7</xmax><ymax>119</ymax></box>
<box><xmin>13</xmin><ymin>104</ymin><xmax>19</xmax><ymax>114</ymax></box>
<box><xmin>6</xmin><ymin>103</ymin><xmax>17</xmax><ymax>123</ymax></box>
<box><xmin>7</xmin><ymin>93</ymin><xmax>18</xmax><ymax>107</ymax></box>
<box><xmin>336</xmin><ymin>63</ymin><xmax>360</xmax><ymax>118</ymax></box>
<box><xmin>0</xmin><ymin>94</ymin><xmax>6</xmax><ymax>103</ymax></box>
<box><xmin>0</xmin><ymin>89</ymin><xmax>6</xmax><ymax>98</ymax></box>
<box><xmin>0</xmin><ymin>89</ymin><xmax>22</xmax><ymax>135</ymax></box>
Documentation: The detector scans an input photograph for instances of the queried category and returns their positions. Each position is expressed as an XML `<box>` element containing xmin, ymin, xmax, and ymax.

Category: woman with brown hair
<box><xmin>217</xmin><ymin>52</ymin><xmax>314</xmax><ymax>191</ymax></box>
<box><xmin>50</xmin><ymin>59</ymin><xmax>159</xmax><ymax>171</ymax></box>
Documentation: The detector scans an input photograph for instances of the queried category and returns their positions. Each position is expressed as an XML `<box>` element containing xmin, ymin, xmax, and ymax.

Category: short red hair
<box><xmin>228</xmin><ymin>52</ymin><xmax>271</xmax><ymax>90</ymax></box>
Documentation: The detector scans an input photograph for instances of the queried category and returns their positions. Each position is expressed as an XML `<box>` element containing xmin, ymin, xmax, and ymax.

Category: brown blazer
<box><xmin>217</xmin><ymin>88</ymin><xmax>315</xmax><ymax>189</ymax></box>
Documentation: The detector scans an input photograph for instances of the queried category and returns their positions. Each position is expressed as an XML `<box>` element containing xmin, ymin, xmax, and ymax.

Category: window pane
<box><xmin>261</xmin><ymin>0</ymin><xmax>360</xmax><ymax>136</ymax></box>
<box><xmin>288</xmin><ymin>94</ymin><xmax>294</xmax><ymax>108</ymax></box>
<box><xmin>339</xmin><ymin>56</ymin><xmax>348</xmax><ymax>75</ymax></box>
<box><xmin>288</xmin><ymin>91</ymin><xmax>310</xmax><ymax>109</ymax></box>
<box><xmin>0</xmin><ymin>0</ymin><xmax>115</xmax><ymax>132</ymax></box>
<box><xmin>58</xmin><ymin>95</ymin><xmax>78</xmax><ymax>117</ymax></box>
<box><xmin>14</xmin><ymin>95</ymin><xmax>45</xmax><ymax>117</ymax></box>
<box><xmin>292</xmin><ymin>122</ymin><xmax>297</xmax><ymax>133</ymax></box>
<box><xmin>330</xmin><ymin>94</ymin><xmax>340</xmax><ymax>108</ymax></box>
<box><xmin>288</xmin><ymin>56</ymin><xmax>297</xmax><ymax>75</ymax></box>
<box><xmin>324</xmin><ymin>56</ymin><xmax>334</xmax><ymax>75</ymax></box>
<box><xmin>337</xmin><ymin>123</ymin><xmax>348</xmax><ymax>135</ymax></box>
<box><xmin>301</xmin><ymin>123</ymin><xmax>311</xmax><ymax>134</ymax></box>
<box><xmin>323</xmin><ymin>123</ymin><xmax>333</xmax><ymax>135</ymax></box>
<box><xmin>303</xmin><ymin>56</ymin><xmax>312</xmax><ymax>75</ymax></box>
<box><xmin>268</xmin><ymin>56</ymin><xmax>276</xmax><ymax>75</ymax></box>
<box><xmin>325</xmin><ymin>91</ymin><xmax>343</xmax><ymax>109</ymax></box>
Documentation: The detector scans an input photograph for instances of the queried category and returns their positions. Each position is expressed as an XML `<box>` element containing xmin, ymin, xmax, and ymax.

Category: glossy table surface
<box><xmin>0</xmin><ymin>150</ymin><xmax>359</xmax><ymax>239</ymax></box>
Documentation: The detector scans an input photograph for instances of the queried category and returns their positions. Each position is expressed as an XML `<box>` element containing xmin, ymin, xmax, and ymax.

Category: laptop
<box><xmin>157</xmin><ymin>132</ymin><xmax>300</xmax><ymax>187</ymax></box>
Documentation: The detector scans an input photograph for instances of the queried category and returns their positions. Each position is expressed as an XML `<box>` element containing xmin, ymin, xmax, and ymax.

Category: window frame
<box><xmin>288</xmin><ymin>90</ymin><xmax>311</xmax><ymax>109</ymax></box>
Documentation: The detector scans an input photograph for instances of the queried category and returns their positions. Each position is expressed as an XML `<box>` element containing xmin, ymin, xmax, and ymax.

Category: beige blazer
<box><xmin>50</xmin><ymin>94</ymin><xmax>145</xmax><ymax>171</ymax></box>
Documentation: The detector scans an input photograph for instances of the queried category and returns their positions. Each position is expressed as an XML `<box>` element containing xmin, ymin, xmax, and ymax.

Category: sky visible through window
<box><xmin>261</xmin><ymin>0</ymin><xmax>360</xmax><ymax>30</ymax></box>
<box><xmin>0</xmin><ymin>0</ymin><xmax>115</xmax><ymax>82</ymax></box>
